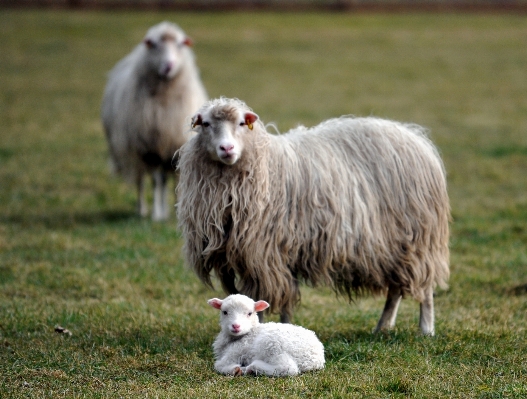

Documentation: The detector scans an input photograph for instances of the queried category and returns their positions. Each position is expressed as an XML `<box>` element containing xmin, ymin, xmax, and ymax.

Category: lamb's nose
<box><xmin>232</xmin><ymin>323</ymin><xmax>240</xmax><ymax>330</ymax></box>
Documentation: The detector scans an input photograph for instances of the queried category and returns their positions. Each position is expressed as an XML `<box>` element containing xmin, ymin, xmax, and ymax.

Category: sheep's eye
<box><xmin>239</xmin><ymin>122</ymin><xmax>245</xmax><ymax>126</ymax></box>
<box><xmin>203</xmin><ymin>122</ymin><xmax>210</xmax><ymax>128</ymax></box>
<box><xmin>222</xmin><ymin>310</ymin><xmax>227</xmax><ymax>315</ymax></box>
<box><xmin>248</xmin><ymin>312</ymin><xmax>252</xmax><ymax>317</ymax></box>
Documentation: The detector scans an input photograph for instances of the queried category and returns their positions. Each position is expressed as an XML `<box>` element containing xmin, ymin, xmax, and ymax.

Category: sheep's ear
<box><xmin>208</xmin><ymin>298</ymin><xmax>223</xmax><ymax>310</ymax></box>
<box><xmin>254</xmin><ymin>300</ymin><xmax>269</xmax><ymax>312</ymax></box>
<box><xmin>182</xmin><ymin>36</ymin><xmax>193</xmax><ymax>47</ymax></box>
<box><xmin>244</xmin><ymin>112</ymin><xmax>258</xmax><ymax>131</ymax></box>
<box><xmin>192</xmin><ymin>114</ymin><xmax>202</xmax><ymax>129</ymax></box>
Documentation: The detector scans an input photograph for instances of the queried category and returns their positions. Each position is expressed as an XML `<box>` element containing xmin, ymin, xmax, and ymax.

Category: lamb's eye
<box><xmin>203</xmin><ymin>121</ymin><xmax>210</xmax><ymax>128</ymax></box>
<box><xmin>223</xmin><ymin>310</ymin><xmax>227</xmax><ymax>315</ymax></box>
<box><xmin>248</xmin><ymin>312</ymin><xmax>252</xmax><ymax>317</ymax></box>
<box><xmin>239</xmin><ymin>122</ymin><xmax>245</xmax><ymax>126</ymax></box>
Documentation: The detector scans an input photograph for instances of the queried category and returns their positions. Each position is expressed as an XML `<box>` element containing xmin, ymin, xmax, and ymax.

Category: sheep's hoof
<box><xmin>233</xmin><ymin>367</ymin><xmax>243</xmax><ymax>377</ymax></box>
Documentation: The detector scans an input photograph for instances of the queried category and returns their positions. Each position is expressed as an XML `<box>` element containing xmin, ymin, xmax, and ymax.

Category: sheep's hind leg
<box><xmin>152</xmin><ymin>169</ymin><xmax>168</xmax><ymax>221</ymax></box>
<box><xmin>419</xmin><ymin>286</ymin><xmax>435</xmax><ymax>336</ymax></box>
<box><xmin>245</xmin><ymin>355</ymin><xmax>299</xmax><ymax>377</ymax></box>
<box><xmin>280</xmin><ymin>312</ymin><xmax>290</xmax><ymax>323</ymax></box>
<box><xmin>374</xmin><ymin>286</ymin><xmax>402</xmax><ymax>333</ymax></box>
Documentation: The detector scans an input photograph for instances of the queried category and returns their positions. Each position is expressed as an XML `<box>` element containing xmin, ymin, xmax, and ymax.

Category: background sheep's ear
<box><xmin>208</xmin><ymin>298</ymin><xmax>223</xmax><ymax>309</ymax></box>
<box><xmin>182</xmin><ymin>36</ymin><xmax>193</xmax><ymax>47</ymax></box>
<box><xmin>144</xmin><ymin>38</ymin><xmax>156</xmax><ymax>49</ymax></box>
<box><xmin>254</xmin><ymin>300</ymin><xmax>269</xmax><ymax>312</ymax></box>
<box><xmin>192</xmin><ymin>114</ymin><xmax>202</xmax><ymax>128</ymax></box>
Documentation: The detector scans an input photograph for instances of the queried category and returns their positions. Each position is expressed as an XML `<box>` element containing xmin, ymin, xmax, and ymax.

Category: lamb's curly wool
<box><xmin>208</xmin><ymin>294</ymin><xmax>325</xmax><ymax>376</ymax></box>
<box><xmin>177</xmin><ymin>98</ymin><xmax>450</xmax><ymax>335</ymax></box>
<box><xmin>101</xmin><ymin>21</ymin><xmax>207</xmax><ymax>220</ymax></box>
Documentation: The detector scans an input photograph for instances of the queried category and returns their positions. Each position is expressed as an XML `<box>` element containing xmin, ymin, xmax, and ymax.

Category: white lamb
<box><xmin>208</xmin><ymin>294</ymin><xmax>325</xmax><ymax>377</ymax></box>
<box><xmin>101</xmin><ymin>21</ymin><xmax>207</xmax><ymax>220</ymax></box>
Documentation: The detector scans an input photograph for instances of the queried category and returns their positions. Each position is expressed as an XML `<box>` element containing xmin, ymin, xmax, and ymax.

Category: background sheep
<box><xmin>101</xmin><ymin>21</ymin><xmax>207</xmax><ymax>221</ymax></box>
<box><xmin>208</xmin><ymin>294</ymin><xmax>325</xmax><ymax>376</ymax></box>
<box><xmin>177</xmin><ymin>98</ymin><xmax>450</xmax><ymax>335</ymax></box>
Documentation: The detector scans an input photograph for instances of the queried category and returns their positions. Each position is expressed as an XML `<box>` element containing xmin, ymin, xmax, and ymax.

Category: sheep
<box><xmin>101</xmin><ymin>21</ymin><xmax>207</xmax><ymax>221</ymax></box>
<box><xmin>177</xmin><ymin>97</ymin><xmax>450</xmax><ymax>336</ymax></box>
<box><xmin>208</xmin><ymin>294</ymin><xmax>325</xmax><ymax>376</ymax></box>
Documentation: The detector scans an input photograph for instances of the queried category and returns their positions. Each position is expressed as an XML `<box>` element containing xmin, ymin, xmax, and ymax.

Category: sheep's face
<box><xmin>208</xmin><ymin>295</ymin><xmax>269</xmax><ymax>337</ymax></box>
<box><xmin>191</xmin><ymin>108</ymin><xmax>259</xmax><ymax>166</ymax></box>
<box><xmin>143</xmin><ymin>23</ymin><xmax>192</xmax><ymax>80</ymax></box>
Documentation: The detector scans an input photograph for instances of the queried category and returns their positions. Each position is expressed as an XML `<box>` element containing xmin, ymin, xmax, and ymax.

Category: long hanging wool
<box><xmin>177</xmin><ymin>98</ymin><xmax>450</xmax><ymax>324</ymax></box>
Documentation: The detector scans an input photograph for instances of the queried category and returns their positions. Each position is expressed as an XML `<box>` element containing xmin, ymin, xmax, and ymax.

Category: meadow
<box><xmin>0</xmin><ymin>10</ymin><xmax>526</xmax><ymax>398</ymax></box>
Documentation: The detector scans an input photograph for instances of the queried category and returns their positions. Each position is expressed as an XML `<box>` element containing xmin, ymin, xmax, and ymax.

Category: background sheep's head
<box><xmin>143</xmin><ymin>21</ymin><xmax>193</xmax><ymax>80</ymax></box>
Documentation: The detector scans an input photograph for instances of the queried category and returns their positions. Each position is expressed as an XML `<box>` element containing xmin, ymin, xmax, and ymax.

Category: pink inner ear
<box><xmin>254</xmin><ymin>300</ymin><xmax>269</xmax><ymax>312</ymax></box>
<box><xmin>245</xmin><ymin>112</ymin><xmax>258</xmax><ymax>125</ymax></box>
<box><xmin>208</xmin><ymin>298</ymin><xmax>223</xmax><ymax>309</ymax></box>
<box><xmin>183</xmin><ymin>37</ymin><xmax>193</xmax><ymax>47</ymax></box>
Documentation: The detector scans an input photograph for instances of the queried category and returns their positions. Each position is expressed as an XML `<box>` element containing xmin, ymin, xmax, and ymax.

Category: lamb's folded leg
<box><xmin>245</xmin><ymin>354</ymin><xmax>299</xmax><ymax>377</ymax></box>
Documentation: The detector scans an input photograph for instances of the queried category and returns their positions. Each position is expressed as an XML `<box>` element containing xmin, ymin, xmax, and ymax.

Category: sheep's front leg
<box><xmin>136</xmin><ymin>172</ymin><xmax>148</xmax><ymax>217</ymax></box>
<box><xmin>419</xmin><ymin>286</ymin><xmax>435</xmax><ymax>336</ymax></box>
<box><xmin>152</xmin><ymin>169</ymin><xmax>168</xmax><ymax>221</ymax></box>
<box><xmin>374</xmin><ymin>286</ymin><xmax>402</xmax><ymax>332</ymax></box>
<box><xmin>214</xmin><ymin>360</ymin><xmax>244</xmax><ymax>376</ymax></box>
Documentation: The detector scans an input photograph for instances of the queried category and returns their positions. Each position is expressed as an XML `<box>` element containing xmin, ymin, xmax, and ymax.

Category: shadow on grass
<box><xmin>0</xmin><ymin>209</ymin><xmax>137</xmax><ymax>229</ymax></box>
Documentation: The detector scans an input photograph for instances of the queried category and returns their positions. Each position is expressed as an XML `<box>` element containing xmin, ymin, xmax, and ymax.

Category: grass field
<box><xmin>1</xmin><ymin>10</ymin><xmax>526</xmax><ymax>398</ymax></box>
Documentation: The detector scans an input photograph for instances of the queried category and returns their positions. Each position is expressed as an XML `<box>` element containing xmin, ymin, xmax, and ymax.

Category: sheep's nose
<box><xmin>220</xmin><ymin>144</ymin><xmax>234</xmax><ymax>153</ymax></box>
<box><xmin>232</xmin><ymin>323</ymin><xmax>240</xmax><ymax>330</ymax></box>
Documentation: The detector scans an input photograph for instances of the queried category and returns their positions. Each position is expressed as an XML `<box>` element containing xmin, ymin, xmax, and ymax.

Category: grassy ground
<box><xmin>1</xmin><ymin>10</ymin><xmax>526</xmax><ymax>398</ymax></box>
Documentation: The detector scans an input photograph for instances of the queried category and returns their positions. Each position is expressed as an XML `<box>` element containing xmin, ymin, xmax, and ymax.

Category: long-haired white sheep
<box><xmin>177</xmin><ymin>98</ymin><xmax>450</xmax><ymax>335</ymax></box>
<box><xmin>101</xmin><ymin>21</ymin><xmax>207</xmax><ymax>220</ymax></box>
<box><xmin>208</xmin><ymin>294</ymin><xmax>325</xmax><ymax>376</ymax></box>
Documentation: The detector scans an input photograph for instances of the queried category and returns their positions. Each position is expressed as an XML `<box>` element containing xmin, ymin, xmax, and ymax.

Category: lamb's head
<box><xmin>191</xmin><ymin>98</ymin><xmax>259</xmax><ymax>165</ymax></box>
<box><xmin>208</xmin><ymin>294</ymin><xmax>269</xmax><ymax>337</ymax></box>
<box><xmin>143</xmin><ymin>21</ymin><xmax>193</xmax><ymax>80</ymax></box>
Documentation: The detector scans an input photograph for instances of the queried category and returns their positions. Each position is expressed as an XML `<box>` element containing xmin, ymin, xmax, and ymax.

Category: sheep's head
<box><xmin>191</xmin><ymin>98</ymin><xmax>259</xmax><ymax>166</ymax></box>
<box><xmin>208</xmin><ymin>294</ymin><xmax>269</xmax><ymax>337</ymax></box>
<box><xmin>143</xmin><ymin>21</ymin><xmax>193</xmax><ymax>80</ymax></box>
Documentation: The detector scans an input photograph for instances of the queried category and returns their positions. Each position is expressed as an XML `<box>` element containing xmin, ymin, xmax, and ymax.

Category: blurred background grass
<box><xmin>0</xmin><ymin>9</ymin><xmax>526</xmax><ymax>398</ymax></box>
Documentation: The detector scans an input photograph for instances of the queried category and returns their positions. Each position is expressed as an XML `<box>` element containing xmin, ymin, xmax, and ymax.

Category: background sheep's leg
<box><xmin>419</xmin><ymin>286</ymin><xmax>435</xmax><ymax>336</ymax></box>
<box><xmin>246</xmin><ymin>354</ymin><xmax>299</xmax><ymax>376</ymax></box>
<box><xmin>136</xmin><ymin>172</ymin><xmax>148</xmax><ymax>217</ymax></box>
<box><xmin>151</xmin><ymin>169</ymin><xmax>168</xmax><ymax>221</ymax></box>
<box><xmin>374</xmin><ymin>286</ymin><xmax>402</xmax><ymax>332</ymax></box>
<box><xmin>258</xmin><ymin>312</ymin><xmax>265</xmax><ymax>323</ymax></box>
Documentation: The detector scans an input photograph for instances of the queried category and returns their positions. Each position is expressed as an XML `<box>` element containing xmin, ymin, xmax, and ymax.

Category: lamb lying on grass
<box><xmin>208</xmin><ymin>294</ymin><xmax>325</xmax><ymax>377</ymax></box>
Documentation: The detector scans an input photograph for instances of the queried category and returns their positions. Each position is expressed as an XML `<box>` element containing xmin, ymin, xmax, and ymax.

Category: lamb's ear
<box><xmin>182</xmin><ymin>36</ymin><xmax>193</xmax><ymax>47</ymax></box>
<box><xmin>244</xmin><ymin>112</ymin><xmax>258</xmax><ymax>131</ymax></box>
<box><xmin>254</xmin><ymin>300</ymin><xmax>269</xmax><ymax>312</ymax></box>
<box><xmin>208</xmin><ymin>298</ymin><xmax>223</xmax><ymax>310</ymax></box>
<box><xmin>192</xmin><ymin>114</ymin><xmax>202</xmax><ymax>129</ymax></box>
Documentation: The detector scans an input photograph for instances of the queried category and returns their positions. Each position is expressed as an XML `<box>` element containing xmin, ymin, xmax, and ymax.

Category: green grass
<box><xmin>1</xmin><ymin>10</ymin><xmax>526</xmax><ymax>398</ymax></box>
